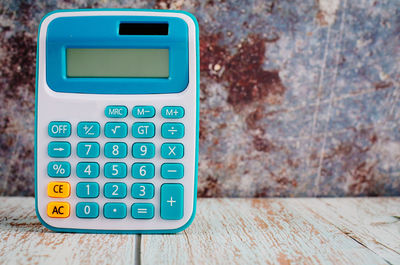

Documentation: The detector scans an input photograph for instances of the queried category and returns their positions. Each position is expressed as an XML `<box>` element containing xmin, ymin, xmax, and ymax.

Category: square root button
<box><xmin>160</xmin><ymin>183</ymin><xmax>184</xmax><ymax>220</ymax></box>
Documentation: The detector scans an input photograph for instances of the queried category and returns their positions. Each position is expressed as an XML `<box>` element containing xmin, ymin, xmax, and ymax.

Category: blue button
<box><xmin>48</xmin><ymin>142</ymin><xmax>71</xmax><ymax>158</ymax></box>
<box><xmin>105</xmin><ymin>105</ymin><xmax>128</xmax><ymax>118</ymax></box>
<box><xmin>47</xmin><ymin>161</ymin><xmax>71</xmax><ymax>178</ymax></box>
<box><xmin>161</xmin><ymin>123</ymin><xmax>185</xmax><ymax>139</ymax></box>
<box><xmin>104</xmin><ymin>122</ymin><xmax>128</xmax><ymax>138</ymax></box>
<box><xmin>76</xmin><ymin>162</ymin><xmax>99</xmax><ymax>178</ymax></box>
<box><xmin>104</xmin><ymin>182</ymin><xmax>127</xmax><ymax>199</ymax></box>
<box><xmin>161</xmin><ymin>143</ymin><xmax>184</xmax><ymax>159</ymax></box>
<box><xmin>161</xmin><ymin>163</ymin><xmax>184</xmax><ymax>179</ymax></box>
<box><xmin>104</xmin><ymin>142</ymin><xmax>127</xmax><ymax>158</ymax></box>
<box><xmin>132</xmin><ymin>203</ymin><xmax>154</xmax><ymax>219</ymax></box>
<box><xmin>132</xmin><ymin>106</ymin><xmax>155</xmax><ymax>118</ymax></box>
<box><xmin>104</xmin><ymin>162</ymin><xmax>127</xmax><ymax>178</ymax></box>
<box><xmin>161</xmin><ymin>106</ymin><xmax>185</xmax><ymax>119</ymax></box>
<box><xmin>77</xmin><ymin>122</ymin><xmax>100</xmax><ymax>138</ymax></box>
<box><xmin>76</xmin><ymin>182</ymin><xmax>99</xmax><ymax>198</ymax></box>
<box><xmin>132</xmin><ymin>163</ymin><xmax>155</xmax><ymax>179</ymax></box>
<box><xmin>48</xmin><ymin>121</ymin><xmax>71</xmax><ymax>138</ymax></box>
<box><xmin>160</xmin><ymin>183</ymin><xmax>184</xmax><ymax>220</ymax></box>
<box><xmin>132</xmin><ymin>122</ymin><xmax>155</xmax><ymax>138</ymax></box>
<box><xmin>104</xmin><ymin>203</ymin><xmax>127</xmax><ymax>219</ymax></box>
<box><xmin>76</xmin><ymin>202</ymin><xmax>99</xmax><ymax>218</ymax></box>
<box><xmin>132</xmin><ymin>143</ymin><xmax>155</xmax><ymax>159</ymax></box>
<box><xmin>77</xmin><ymin>142</ymin><xmax>100</xmax><ymax>158</ymax></box>
<box><xmin>132</xmin><ymin>183</ymin><xmax>154</xmax><ymax>199</ymax></box>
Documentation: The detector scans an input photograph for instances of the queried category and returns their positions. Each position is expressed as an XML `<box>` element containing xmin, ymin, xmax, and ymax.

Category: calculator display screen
<box><xmin>66</xmin><ymin>49</ymin><xmax>169</xmax><ymax>78</ymax></box>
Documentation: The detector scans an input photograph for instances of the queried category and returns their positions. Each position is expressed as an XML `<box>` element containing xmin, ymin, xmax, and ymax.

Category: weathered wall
<box><xmin>0</xmin><ymin>0</ymin><xmax>399</xmax><ymax>196</ymax></box>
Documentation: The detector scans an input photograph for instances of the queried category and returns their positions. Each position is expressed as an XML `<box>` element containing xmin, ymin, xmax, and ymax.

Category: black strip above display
<box><xmin>119</xmin><ymin>23</ymin><xmax>169</xmax><ymax>35</ymax></box>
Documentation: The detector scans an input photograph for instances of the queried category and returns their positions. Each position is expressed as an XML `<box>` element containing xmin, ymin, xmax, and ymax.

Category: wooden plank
<box><xmin>142</xmin><ymin>198</ymin><xmax>392</xmax><ymax>265</ymax></box>
<box><xmin>293</xmin><ymin>197</ymin><xmax>400</xmax><ymax>264</ymax></box>
<box><xmin>0</xmin><ymin>197</ymin><xmax>137</xmax><ymax>265</ymax></box>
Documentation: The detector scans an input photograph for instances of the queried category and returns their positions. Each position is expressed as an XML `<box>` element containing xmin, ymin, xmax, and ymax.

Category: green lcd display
<box><xmin>66</xmin><ymin>49</ymin><xmax>169</xmax><ymax>78</ymax></box>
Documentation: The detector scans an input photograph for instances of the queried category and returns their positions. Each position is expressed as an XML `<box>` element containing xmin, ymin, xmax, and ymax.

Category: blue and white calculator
<box><xmin>35</xmin><ymin>9</ymin><xmax>199</xmax><ymax>233</ymax></box>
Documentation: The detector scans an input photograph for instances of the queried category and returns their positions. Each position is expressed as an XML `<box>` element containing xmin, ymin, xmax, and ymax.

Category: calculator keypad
<box><xmin>45</xmin><ymin>105</ymin><xmax>187</xmax><ymax>222</ymax></box>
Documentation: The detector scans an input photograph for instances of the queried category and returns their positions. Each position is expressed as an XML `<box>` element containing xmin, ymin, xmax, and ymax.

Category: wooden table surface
<box><xmin>0</xmin><ymin>197</ymin><xmax>399</xmax><ymax>265</ymax></box>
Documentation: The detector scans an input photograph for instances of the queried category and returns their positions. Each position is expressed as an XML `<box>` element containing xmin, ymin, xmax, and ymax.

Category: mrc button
<box><xmin>105</xmin><ymin>105</ymin><xmax>128</xmax><ymax>118</ymax></box>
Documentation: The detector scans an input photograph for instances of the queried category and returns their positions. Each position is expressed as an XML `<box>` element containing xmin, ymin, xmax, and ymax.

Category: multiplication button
<box><xmin>161</xmin><ymin>143</ymin><xmax>184</xmax><ymax>159</ymax></box>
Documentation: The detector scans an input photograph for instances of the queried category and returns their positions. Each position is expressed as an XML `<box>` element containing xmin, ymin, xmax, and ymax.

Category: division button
<box><xmin>161</xmin><ymin>123</ymin><xmax>185</xmax><ymax>139</ymax></box>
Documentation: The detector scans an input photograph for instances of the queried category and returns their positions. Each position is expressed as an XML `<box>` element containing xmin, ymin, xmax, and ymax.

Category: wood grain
<box><xmin>0</xmin><ymin>197</ymin><xmax>137</xmax><ymax>265</ymax></box>
<box><xmin>0</xmin><ymin>197</ymin><xmax>399</xmax><ymax>265</ymax></box>
<box><xmin>142</xmin><ymin>198</ymin><xmax>399</xmax><ymax>265</ymax></box>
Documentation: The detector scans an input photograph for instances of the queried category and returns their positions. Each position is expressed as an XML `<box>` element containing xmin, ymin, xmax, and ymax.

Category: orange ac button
<box><xmin>47</xmin><ymin>181</ymin><xmax>70</xmax><ymax>198</ymax></box>
<box><xmin>47</xmin><ymin>202</ymin><xmax>70</xmax><ymax>218</ymax></box>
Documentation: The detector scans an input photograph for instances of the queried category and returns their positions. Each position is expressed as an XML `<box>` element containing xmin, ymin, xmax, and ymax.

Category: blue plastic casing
<box><xmin>35</xmin><ymin>9</ymin><xmax>200</xmax><ymax>234</ymax></box>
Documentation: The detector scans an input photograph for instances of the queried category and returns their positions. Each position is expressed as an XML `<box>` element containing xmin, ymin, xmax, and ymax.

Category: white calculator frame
<box><xmin>35</xmin><ymin>9</ymin><xmax>199</xmax><ymax>233</ymax></box>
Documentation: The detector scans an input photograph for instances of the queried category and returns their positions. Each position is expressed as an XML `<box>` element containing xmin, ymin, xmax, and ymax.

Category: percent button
<box><xmin>48</xmin><ymin>161</ymin><xmax>71</xmax><ymax>178</ymax></box>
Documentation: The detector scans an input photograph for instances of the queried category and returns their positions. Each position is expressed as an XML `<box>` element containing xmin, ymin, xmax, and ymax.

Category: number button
<box><xmin>131</xmin><ymin>203</ymin><xmax>154</xmax><ymax>219</ymax></box>
<box><xmin>48</xmin><ymin>161</ymin><xmax>71</xmax><ymax>178</ymax></box>
<box><xmin>160</xmin><ymin>183</ymin><xmax>184</xmax><ymax>220</ymax></box>
<box><xmin>77</xmin><ymin>142</ymin><xmax>100</xmax><ymax>158</ymax></box>
<box><xmin>132</xmin><ymin>106</ymin><xmax>155</xmax><ymax>118</ymax></box>
<box><xmin>48</xmin><ymin>142</ymin><xmax>71</xmax><ymax>158</ymax></box>
<box><xmin>77</xmin><ymin>122</ymin><xmax>100</xmax><ymax>138</ymax></box>
<box><xmin>104</xmin><ymin>122</ymin><xmax>128</xmax><ymax>138</ymax></box>
<box><xmin>105</xmin><ymin>105</ymin><xmax>128</xmax><ymax>118</ymax></box>
<box><xmin>161</xmin><ymin>163</ymin><xmax>184</xmax><ymax>179</ymax></box>
<box><xmin>104</xmin><ymin>203</ymin><xmax>127</xmax><ymax>219</ymax></box>
<box><xmin>76</xmin><ymin>162</ymin><xmax>99</xmax><ymax>178</ymax></box>
<box><xmin>161</xmin><ymin>123</ymin><xmax>185</xmax><ymax>139</ymax></box>
<box><xmin>104</xmin><ymin>142</ymin><xmax>127</xmax><ymax>158</ymax></box>
<box><xmin>48</xmin><ymin>121</ymin><xmax>71</xmax><ymax>138</ymax></box>
<box><xmin>76</xmin><ymin>182</ymin><xmax>99</xmax><ymax>198</ymax></box>
<box><xmin>47</xmin><ymin>182</ymin><xmax>70</xmax><ymax>198</ymax></box>
<box><xmin>161</xmin><ymin>106</ymin><xmax>185</xmax><ymax>119</ymax></box>
<box><xmin>104</xmin><ymin>162</ymin><xmax>127</xmax><ymax>178</ymax></box>
<box><xmin>132</xmin><ymin>143</ymin><xmax>155</xmax><ymax>159</ymax></box>
<box><xmin>47</xmin><ymin>202</ymin><xmax>70</xmax><ymax>218</ymax></box>
<box><xmin>76</xmin><ymin>202</ymin><xmax>99</xmax><ymax>219</ymax></box>
<box><xmin>132</xmin><ymin>122</ymin><xmax>155</xmax><ymax>138</ymax></box>
<box><xmin>132</xmin><ymin>183</ymin><xmax>154</xmax><ymax>199</ymax></box>
<box><xmin>161</xmin><ymin>143</ymin><xmax>184</xmax><ymax>159</ymax></box>
<box><xmin>104</xmin><ymin>182</ymin><xmax>127</xmax><ymax>199</ymax></box>
<box><xmin>132</xmin><ymin>163</ymin><xmax>155</xmax><ymax>179</ymax></box>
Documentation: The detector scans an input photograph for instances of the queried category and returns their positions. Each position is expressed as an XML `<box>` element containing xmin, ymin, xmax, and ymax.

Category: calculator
<box><xmin>35</xmin><ymin>9</ymin><xmax>199</xmax><ymax>233</ymax></box>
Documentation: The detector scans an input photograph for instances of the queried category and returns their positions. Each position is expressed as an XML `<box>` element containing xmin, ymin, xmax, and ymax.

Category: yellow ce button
<box><xmin>47</xmin><ymin>182</ymin><xmax>70</xmax><ymax>198</ymax></box>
